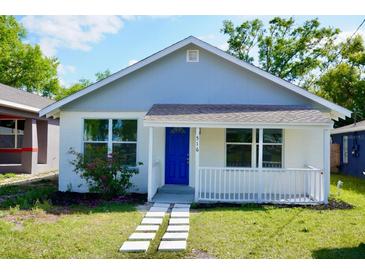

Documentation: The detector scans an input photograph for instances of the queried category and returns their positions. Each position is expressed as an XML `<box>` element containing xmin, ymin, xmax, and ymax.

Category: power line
<box><xmin>348</xmin><ymin>18</ymin><xmax>365</xmax><ymax>41</ymax></box>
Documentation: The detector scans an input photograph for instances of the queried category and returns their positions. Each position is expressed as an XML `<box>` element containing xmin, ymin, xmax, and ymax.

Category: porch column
<box><xmin>147</xmin><ymin>127</ymin><xmax>154</xmax><ymax>202</ymax></box>
<box><xmin>323</xmin><ymin>128</ymin><xmax>330</xmax><ymax>204</ymax></box>
<box><xmin>258</xmin><ymin>128</ymin><xmax>263</xmax><ymax>202</ymax></box>
<box><xmin>194</xmin><ymin>127</ymin><xmax>200</xmax><ymax>202</ymax></box>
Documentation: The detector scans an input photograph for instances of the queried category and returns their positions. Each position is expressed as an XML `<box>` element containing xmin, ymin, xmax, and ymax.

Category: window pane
<box><xmin>0</xmin><ymin>120</ymin><xmax>15</xmax><ymax>134</ymax></box>
<box><xmin>256</xmin><ymin>129</ymin><xmax>283</xmax><ymax>143</ymax></box>
<box><xmin>112</xmin><ymin>120</ymin><xmax>137</xmax><ymax>141</ymax></box>
<box><xmin>263</xmin><ymin>129</ymin><xmax>282</xmax><ymax>143</ymax></box>
<box><xmin>84</xmin><ymin>119</ymin><xmax>109</xmax><ymax>141</ymax></box>
<box><xmin>17</xmin><ymin>120</ymin><xmax>25</xmax><ymax>135</ymax></box>
<box><xmin>226</xmin><ymin>129</ymin><xmax>252</xmax><ymax>143</ymax></box>
<box><xmin>17</xmin><ymin>135</ymin><xmax>23</xmax><ymax>148</ymax></box>
<box><xmin>226</xmin><ymin>144</ymin><xmax>251</xmax><ymax>167</ymax></box>
<box><xmin>0</xmin><ymin>135</ymin><xmax>15</xmax><ymax>148</ymax></box>
<box><xmin>263</xmin><ymin>145</ymin><xmax>282</xmax><ymax>168</ymax></box>
<box><xmin>113</xmin><ymin>143</ymin><xmax>137</xmax><ymax>166</ymax></box>
<box><xmin>84</xmin><ymin>143</ymin><xmax>108</xmax><ymax>162</ymax></box>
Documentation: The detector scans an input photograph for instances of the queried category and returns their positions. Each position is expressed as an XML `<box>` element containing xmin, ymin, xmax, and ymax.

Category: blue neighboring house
<box><xmin>331</xmin><ymin>120</ymin><xmax>365</xmax><ymax>178</ymax></box>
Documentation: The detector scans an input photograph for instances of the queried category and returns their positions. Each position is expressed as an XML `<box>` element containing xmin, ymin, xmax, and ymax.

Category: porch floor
<box><xmin>152</xmin><ymin>185</ymin><xmax>194</xmax><ymax>204</ymax></box>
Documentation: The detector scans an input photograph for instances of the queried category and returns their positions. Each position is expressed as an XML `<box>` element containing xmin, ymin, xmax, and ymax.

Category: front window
<box><xmin>226</xmin><ymin>129</ymin><xmax>252</xmax><ymax>167</ymax></box>
<box><xmin>83</xmin><ymin>119</ymin><xmax>137</xmax><ymax>165</ymax></box>
<box><xmin>256</xmin><ymin>129</ymin><xmax>283</xmax><ymax>168</ymax></box>
<box><xmin>343</xmin><ymin>135</ymin><xmax>348</xmax><ymax>164</ymax></box>
<box><xmin>0</xmin><ymin>120</ymin><xmax>25</xmax><ymax>148</ymax></box>
<box><xmin>225</xmin><ymin>128</ymin><xmax>283</xmax><ymax>168</ymax></box>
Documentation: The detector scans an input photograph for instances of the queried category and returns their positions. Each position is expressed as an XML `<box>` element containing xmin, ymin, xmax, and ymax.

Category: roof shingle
<box><xmin>144</xmin><ymin>104</ymin><xmax>331</xmax><ymax>125</ymax></box>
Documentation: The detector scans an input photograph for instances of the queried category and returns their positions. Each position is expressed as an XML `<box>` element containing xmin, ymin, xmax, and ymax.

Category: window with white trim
<box><xmin>256</xmin><ymin>129</ymin><xmax>283</xmax><ymax>168</ymax></box>
<box><xmin>83</xmin><ymin>119</ymin><xmax>137</xmax><ymax>165</ymax></box>
<box><xmin>343</xmin><ymin>135</ymin><xmax>348</xmax><ymax>164</ymax></box>
<box><xmin>226</xmin><ymin>129</ymin><xmax>252</xmax><ymax>167</ymax></box>
<box><xmin>0</xmin><ymin>120</ymin><xmax>25</xmax><ymax>148</ymax></box>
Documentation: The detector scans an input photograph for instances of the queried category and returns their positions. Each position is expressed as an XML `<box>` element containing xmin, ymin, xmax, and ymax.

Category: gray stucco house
<box><xmin>0</xmin><ymin>83</ymin><xmax>59</xmax><ymax>174</ymax></box>
<box><xmin>40</xmin><ymin>36</ymin><xmax>351</xmax><ymax>204</ymax></box>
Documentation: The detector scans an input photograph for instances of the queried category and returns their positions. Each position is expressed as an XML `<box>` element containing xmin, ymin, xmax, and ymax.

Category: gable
<box><xmin>62</xmin><ymin>45</ymin><xmax>324</xmax><ymax>113</ymax></box>
<box><xmin>40</xmin><ymin>36</ymin><xmax>351</xmax><ymax>119</ymax></box>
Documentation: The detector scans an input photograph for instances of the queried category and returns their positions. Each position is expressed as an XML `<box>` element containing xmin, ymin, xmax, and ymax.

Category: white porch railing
<box><xmin>196</xmin><ymin>166</ymin><xmax>324</xmax><ymax>204</ymax></box>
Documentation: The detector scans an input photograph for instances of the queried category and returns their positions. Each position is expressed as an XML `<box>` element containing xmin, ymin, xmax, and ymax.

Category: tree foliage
<box><xmin>317</xmin><ymin>35</ymin><xmax>365</xmax><ymax>125</ymax></box>
<box><xmin>222</xmin><ymin>17</ymin><xmax>340</xmax><ymax>84</ymax></box>
<box><xmin>0</xmin><ymin>16</ymin><xmax>60</xmax><ymax>97</ymax></box>
<box><xmin>55</xmin><ymin>69</ymin><xmax>111</xmax><ymax>100</ymax></box>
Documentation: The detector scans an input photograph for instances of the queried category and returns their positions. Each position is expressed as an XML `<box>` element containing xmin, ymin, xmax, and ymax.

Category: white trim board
<box><xmin>0</xmin><ymin>99</ymin><xmax>40</xmax><ymax>113</ymax></box>
<box><xmin>39</xmin><ymin>36</ymin><xmax>351</xmax><ymax>119</ymax></box>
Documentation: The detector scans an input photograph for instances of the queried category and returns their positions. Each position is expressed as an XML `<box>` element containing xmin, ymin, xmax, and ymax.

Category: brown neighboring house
<box><xmin>0</xmin><ymin>83</ymin><xmax>59</xmax><ymax>174</ymax></box>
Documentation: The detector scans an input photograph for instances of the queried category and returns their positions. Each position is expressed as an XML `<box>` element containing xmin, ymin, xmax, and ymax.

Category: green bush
<box><xmin>69</xmin><ymin>148</ymin><xmax>142</xmax><ymax>198</ymax></box>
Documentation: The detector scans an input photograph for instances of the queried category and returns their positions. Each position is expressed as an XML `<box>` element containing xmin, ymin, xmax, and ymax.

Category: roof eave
<box><xmin>0</xmin><ymin>99</ymin><xmax>40</xmax><ymax>113</ymax></box>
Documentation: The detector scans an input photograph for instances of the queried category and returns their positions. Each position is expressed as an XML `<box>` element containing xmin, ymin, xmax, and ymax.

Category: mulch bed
<box><xmin>193</xmin><ymin>197</ymin><xmax>353</xmax><ymax>210</ymax></box>
<box><xmin>49</xmin><ymin>191</ymin><xmax>147</xmax><ymax>207</ymax></box>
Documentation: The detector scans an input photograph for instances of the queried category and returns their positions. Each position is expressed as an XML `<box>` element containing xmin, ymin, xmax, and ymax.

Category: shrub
<box><xmin>69</xmin><ymin>148</ymin><xmax>142</xmax><ymax>198</ymax></box>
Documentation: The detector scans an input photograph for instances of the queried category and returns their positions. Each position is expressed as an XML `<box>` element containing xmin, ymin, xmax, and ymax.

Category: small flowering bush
<box><xmin>69</xmin><ymin>148</ymin><xmax>142</xmax><ymax>198</ymax></box>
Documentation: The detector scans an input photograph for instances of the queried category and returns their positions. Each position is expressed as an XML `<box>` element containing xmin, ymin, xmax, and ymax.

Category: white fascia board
<box><xmin>143</xmin><ymin>120</ymin><xmax>333</xmax><ymax>129</ymax></box>
<box><xmin>39</xmin><ymin>36</ymin><xmax>352</xmax><ymax>119</ymax></box>
<box><xmin>331</xmin><ymin>126</ymin><xmax>365</xmax><ymax>135</ymax></box>
<box><xmin>0</xmin><ymin>99</ymin><xmax>40</xmax><ymax>113</ymax></box>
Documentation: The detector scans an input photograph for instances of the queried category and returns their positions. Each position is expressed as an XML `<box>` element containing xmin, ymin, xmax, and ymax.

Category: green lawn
<box><xmin>0</xmin><ymin>174</ymin><xmax>364</xmax><ymax>258</ymax></box>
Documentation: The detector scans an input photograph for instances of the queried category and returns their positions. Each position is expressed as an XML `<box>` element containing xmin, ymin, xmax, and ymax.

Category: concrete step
<box><xmin>162</xmin><ymin>232</ymin><xmax>188</xmax><ymax>241</ymax></box>
<box><xmin>136</xmin><ymin>225</ymin><xmax>159</xmax><ymax>232</ymax></box>
<box><xmin>158</xmin><ymin>240</ymin><xmax>186</xmax><ymax>251</ymax></box>
<box><xmin>167</xmin><ymin>225</ymin><xmax>190</xmax><ymax>232</ymax></box>
<box><xmin>174</xmin><ymin>203</ymin><xmax>191</xmax><ymax>208</ymax></box>
<box><xmin>129</xmin><ymin>232</ymin><xmax>156</xmax><ymax>240</ymax></box>
<box><xmin>169</xmin><ymin>218</ymin><xmax>189</xmax><ymax>225</ymax></box>
<box><xmin>171</xmin><ymin>211</ymin><xmax>190</xmax><ymax>218</ymax></box>
<box><xmin>141</xmin><ymin>218</ymin><xmax>163</xmax><ymax>225</ymax></box>
<box><xmin>120</xmin><ymin>241</ymin><xmax>150</xmax><ymax>252</ymax></box>
<box><xmin>157</xmin><ymin>185</ymin><xmax>194</xmax><ymax>194</ymax></box>
<box><xmin>145</xmin><ymin>211</ymin><xmax>165</xmax><ymax>218</ymax></box>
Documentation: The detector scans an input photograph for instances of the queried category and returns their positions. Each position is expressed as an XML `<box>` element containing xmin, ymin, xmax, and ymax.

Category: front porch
<box><xmin>144</xmin><ymin>104</ymin><xmax>331</xmax><ymax>204</ymax></box>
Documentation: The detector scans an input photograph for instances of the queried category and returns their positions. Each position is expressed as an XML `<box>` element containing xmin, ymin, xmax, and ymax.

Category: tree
<box><xmin>55</xmin><ymin>69</ymin><xmax>111</xmax><ymax>100</ymax></box>
<box><xmin>0</xmin><ymin>16</ymin><xmax>60</xmax><ymax>97</ymax></box>
<box><xmin>317</xmin><ymin>35</ymin><xmax>365</xmax><ymax>126</ymax></box>
<box><xmin>222</xmin><ymin>17</ymin><xmax>339</xmax><ymax>85</ymax></box>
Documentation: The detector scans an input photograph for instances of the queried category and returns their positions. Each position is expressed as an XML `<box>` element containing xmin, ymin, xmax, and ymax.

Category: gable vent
<box><xmin>186</xmin><ymin>50</ymin><xmax>199</xmax><ymax>62</ymax></box>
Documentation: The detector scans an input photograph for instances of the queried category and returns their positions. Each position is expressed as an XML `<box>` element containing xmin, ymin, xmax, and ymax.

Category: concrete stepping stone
<box><xmin>136</xmin><ymin>225</ymin><xmax>159</xmax><ymax>232</ymax></box>
<box><xmin>158</xmin><ymin>240</ymin><xmax>186</xmax><ymax>251</ymax></box>
<box><xmin>120</xmin><ymin>241</ymin><xmax>150</xmax><ymax>252</ymax></box>
<box><xmin>162</xmin><ymin>232</ymin><xmax>188</xmax><ymax>241</ymax></box>
<box><xmin>129</xmin><ymin>232</ymin><xmax>156</xmax><ymax>240</ymax></box>
<box><xmin>174</xmin><ymin>203</ymin><xmax>190</xmax><ymax>208</ymax></box>
<box><xmin>171</xmin><ymin>207</ymin><xmax>189</xmax><ymax>212</ymax></box>
<box><xmin>141</xmin><ymin>218</ymin><xmax>163</xmax><ymax>225</ymax></box>
<box><xmin>149</xmin><ymin>207</ymin><xmax>168</xmax><ymax>212</ymax></box>
<box><xmin>153</xmin><ymin>203</ymin><xmax>170</xmax><ymax>208</ymax></box>
<box><xmin>171</xmin><ymin>211</ymin><xmax>190</xmax><ymax>218</ymax></box>
<box><xmin>145</xmin><ymin>211</ymin><xmax>165</xmax><ymax>218</ymax></box>
<box><xmin>169</xmin><ymin>218</ymin><xmax>189</xmax><ymax>225</ymax></box>
<box><xmin>167</xmin><ymin>225</ymin><xmax>190</xmax><ymax>232</ymax></box>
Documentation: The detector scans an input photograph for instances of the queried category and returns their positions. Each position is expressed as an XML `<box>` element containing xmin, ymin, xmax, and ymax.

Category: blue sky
<box><xmin>16</xmin><ymin>16</ymin><xmax>365</xmax><ymax>87</ymax></box>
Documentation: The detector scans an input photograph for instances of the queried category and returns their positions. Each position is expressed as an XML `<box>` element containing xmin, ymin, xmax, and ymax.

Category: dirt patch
<box><xmin>50</xmin><ymin>191</ymin><xmax>147</xmax><ymax>207</ymax></box>
<box><xmin>2</xmin><ymin>211</ymin><xmax>61</xmax><ymax>226</ymax></box>
<box><xmin>193</xmin><ymin>197</ymin><xmax>353</xmax><ymax>210</ymax></box>
<box><xmin>189</xmin><ymin>249</ymin><xmax>216</xmax><ymax>259</ymax></box>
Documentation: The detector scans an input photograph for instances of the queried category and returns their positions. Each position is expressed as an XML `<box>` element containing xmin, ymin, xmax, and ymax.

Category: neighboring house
<box><xmin>331</xmin><ymin>120</ymin><xmax>365</xmax><ymax>178</ymax></box>
<box><xmin>0</xmin><ymin>83</ymin><xmax>59</xmax><ymax>174</ymax></box>
<box><xmin>40</xmin><ymin>36</ymin><xmax>351</xmax><ymax>204</ymax></box>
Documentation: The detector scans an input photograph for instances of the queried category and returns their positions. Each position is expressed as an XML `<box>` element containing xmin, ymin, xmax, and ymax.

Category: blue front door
<box><xmin>165</xmin><ymin>127</ymin><xmax>190</xmax><ymax>185</ymax></box>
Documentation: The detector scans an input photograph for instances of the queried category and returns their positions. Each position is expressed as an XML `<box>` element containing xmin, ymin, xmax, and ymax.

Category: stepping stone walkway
<box><xmin>120</xmin><ymin>202</ymin><xmax>170</xmax><ymax>252</ymax></box>
<box><xmin>158</xmin><ymin>203</ymin><xmax>191</xmax><ymax>252</ymax></box>
<box><xmin>120</xmin><ymin>202</ymin><xmax>191</xmax><ymax>253</ymax></box>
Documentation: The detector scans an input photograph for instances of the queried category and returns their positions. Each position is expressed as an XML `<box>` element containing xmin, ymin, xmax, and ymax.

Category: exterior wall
<box><xmin>331</xmin><ymin>130</ymin><xmax>365</xmax><ymax>178</ymax></box>
<box><xmin>63</xmin><ymin>45</ymin><xmax>327</xmax><ymax>113</ymax></box>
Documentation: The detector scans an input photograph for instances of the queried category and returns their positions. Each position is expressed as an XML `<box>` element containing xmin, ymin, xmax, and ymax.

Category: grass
<box><xmin>0</xmin><ymin>173</ymin><xmax>17</xmax><ymax>182</ymax></box>
<box><xmin>0</xmin><ymin>174</ymin><xmax>364</xmax><ymax>258</ymax></box>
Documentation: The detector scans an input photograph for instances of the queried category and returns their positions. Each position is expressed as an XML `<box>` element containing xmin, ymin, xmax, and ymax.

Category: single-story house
<box><xmin>331</xmin><ymin>120</ymin><xmax>365</xmax><ymax>178</ymax></box>
<box><xmin>0</xmin><ymin>83</ymin><xmax>59</xmax><ymax>174</ymax></box>
<box><xmin>40</xmin><ymin>36</ymin><xmax>351</xmax><ymax>204</ymax></box>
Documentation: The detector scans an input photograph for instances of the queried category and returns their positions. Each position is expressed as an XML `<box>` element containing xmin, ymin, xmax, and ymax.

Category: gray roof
<box><xmin>144</xmin><ymin>104</ymin><xmax>331</xmax><ymax>125</ymax></box>
<box><xmin>332</xmin><ymin>120</ymin><xmax>365</xmax><ymax>135</ymax></box>
<box><xmin>0</xmin><ymin>83</ymin><xmax>54</xmax><ymax>111</ymax></box>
